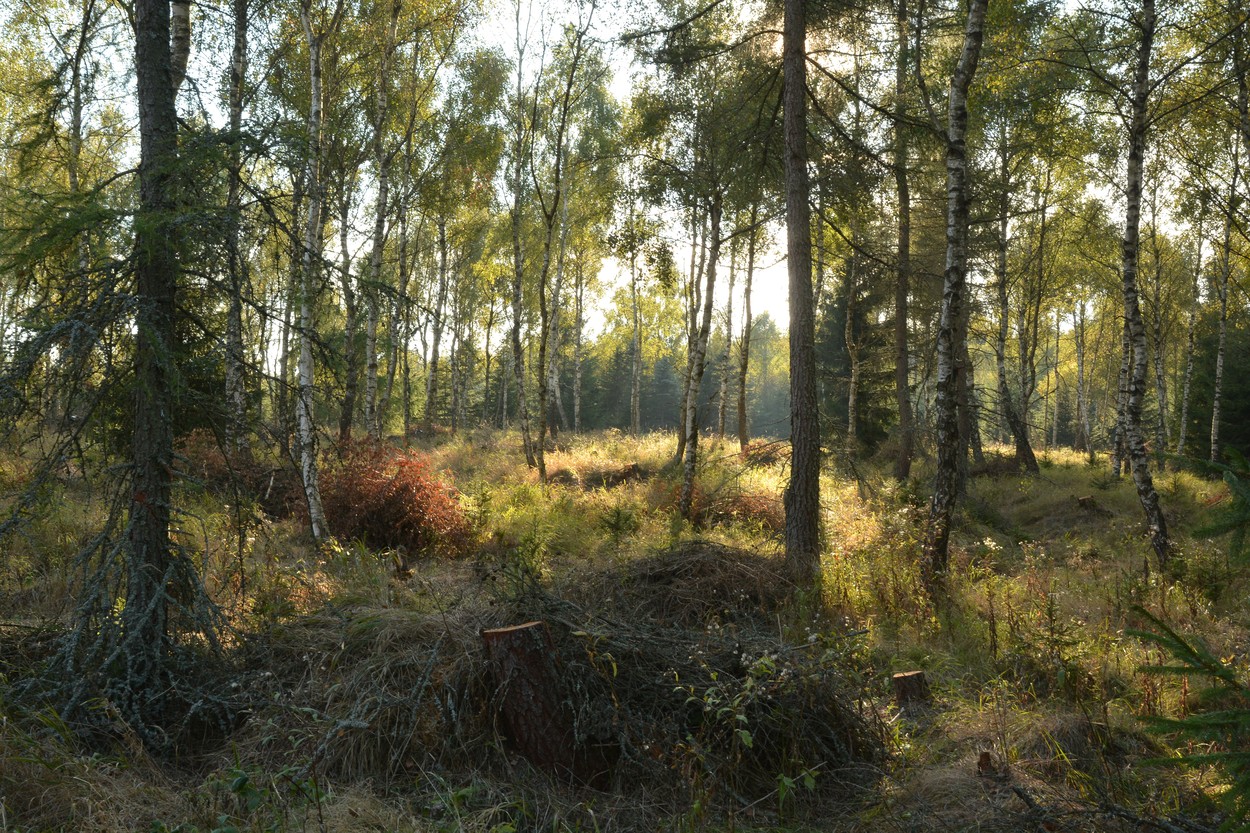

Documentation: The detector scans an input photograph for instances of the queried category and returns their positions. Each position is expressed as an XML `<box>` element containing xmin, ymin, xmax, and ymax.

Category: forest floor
<box><xmin>0</xmin><ymin>429</ymin><xmax>1243</xmax><ymax>832</ymax></box>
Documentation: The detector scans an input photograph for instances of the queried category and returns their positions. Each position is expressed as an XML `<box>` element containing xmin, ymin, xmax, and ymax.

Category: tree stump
<box><xmin>481</xmin><ymin>621</ymin><xmax>610</xmax><ymax>785</ymax></box>
<box><xmin>892</xmin><ymin>670</ymin><xmax>931</xmax><ymax>706</ymax></box>
<box><xmin>1077</xmin><ymin>495</ymin><xmax>1111</xmax><ymax>517</ymax></box>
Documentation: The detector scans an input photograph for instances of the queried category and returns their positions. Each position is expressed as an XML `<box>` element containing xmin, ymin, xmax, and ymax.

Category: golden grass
<box><xmin>0</xmin><ymin>433</ymin><xmax>1242</xmax><ymax>831</ymax></box>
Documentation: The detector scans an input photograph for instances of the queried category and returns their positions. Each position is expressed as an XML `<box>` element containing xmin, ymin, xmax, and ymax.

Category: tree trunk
<box><xmin>223</xmin><ymin>0</ymin><xmax>249</xmax><ymax>453</ymax></box>
<box><xmin>1213</xmin><ymin>30</ymin><xmax>1250</xmax><ymax>457</ymax></box>
<box><xmin>783</xmin><ymin>0</ymin><xmax>821</xmax><ymax>584</ymax></box>
<box><xmin>679</xmin><ymin>196</ymin><xmax>722</xmax><ymax>520</ymax></box>
<box><xmin>297</xmin><ymin>3</ymin><xmax>335</xmax><ymax>541</ymax></box>
<box><xmin>957</xmin><ymin>304</ymin><xmax>983</xmax><ymax>475</ymax></box>
<box><xmin>336</xmin><ymin>179</ymin><xmax>359</xmax><ymax>443</ymax></box>
<box><xmin>482</xmin><ymin>294</ymin><xmax>497</xmax><ymax>426</ymax></box>
<box><xmin>1112</xmin><ymin>317</ymin><xmax>1129</xmax><ymax>477</ymax></box>
<box><xmin>676</xmin><ymin>209</ymin><xmax>706</xmax><ymax>466</ymax></box>
<box><xmin>738</xmin><ymin>203</ymin><xmax>757</xmax><ymax>451</ymax></box>
<box><xmin>277</xmin><ymin>208</ymin><xmax>298</xmax><ymax>458</ymax></box>
<box><xmin>169</xmin><ymin>0</ymin><xmax>191</xmax><ymax>95</ymax></box>
<box><xmin>363</xmin><ymin>1</ymin><xmax>399</xmax><ymax>440</ymax></box>
<box><xmin>403</xmin><ymin>291</ymin><xmax>413</xmax><ymax>439</ymax></box>
<box><xmin>119</xmin><ymin>0</ymin><xmax>181</xmax><ymax>730</ymax></box>
<box><xmin>573</xmin><ymin>259</ymin><xmax>584</xmax><ymax>432</ymax></box>
<box><xmin>1074</xmin><ymin>302</ymin><xmax>1092</xmax><ymax>460</ymax></box>
<box><xmin>994</xmin><ymin>162</ymin><xmax>1038</xmax><ymax>473</ymax></box>
<box><xmin>452</xmin><ymin>289</ymin><xmax>466</xmax><ymax>433</ymax></box>
<box><xmin>1145</xmin><ymin>185</ymin><xmax>1171</xmax><ymax>458</ymax></box>
<box><xmin>924</xmin><ymin>0</ymin><xmax>988</xmax><ymax>587</ymax></box>
<box><xmin>1176</xmin><ymin>216</ymin><xmax>1203</xmax><ymax>456</ymax></box>
<box><xmin>1211</xmin><ymin>144</ymin><xmax>1240</xmax><ymax>464</ymax></box>
<box><xmin>1050</xmin><ymin>310</ymin><xmax>1060</xmax><ymax>449</ymax></box>
<box><xmin>1119</xmin><ymin>0</ymin><xmax>1169</xmax><ymax>569</ymax></box>
<box><xmin>509</xmin><ymin>126</ymin><xmax>536</xmax><ymax>466</ymax></box>
<box><xmin>379</xmin><ymin>199</ymin><xmax>411</xmax><ymax>432</ymax></box>
<box><xmin>629</xmin><ymin>244</ymin><xmax>642</xmax><ymax>436</ymax></box>
<box><xmin>718</xmin><ymin>245</ymin><xmax>735</xmax><ymax>439</ymax></box>
<box><xmin>1021</xmin><ymin>176</ymin><xmax>1049</xmax><ymax>454</ymax></box>
<box><xmin>893</xmin><ymin>0</ymin><xmax>914</xmax><ymax>482</ymax></box>
<box><xmin>425</xmin><ymin>217</ymin><xmax>450</xmax><ymax>431</ymax></box>
<box><xmin>846</xmin><ymin>227</ymin><xmax>860</xmax><ymax>443</ymax></box>
<box><xmin>546</xmin><ymin>166</ymin><xmax>574</xmax><ymax>440</ymax></box>
<box><xmin>492</xmin><ymin>347</ymin><xmax>502</xmax><ymax>427</ymax></box>
<box><xmin>534</xmin><ymin>14</ymin><xmax>591</xmax><ymax>479</ymax></box>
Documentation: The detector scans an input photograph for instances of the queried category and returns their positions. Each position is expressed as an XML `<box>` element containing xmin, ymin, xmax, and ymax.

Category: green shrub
<box><xmin>1130</xmin><ymin>607</ymin><xmax>1250</xmax><ymax>826</ymax></box>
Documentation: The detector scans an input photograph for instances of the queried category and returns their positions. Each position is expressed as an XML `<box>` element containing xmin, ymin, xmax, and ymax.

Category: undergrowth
<box><xmin>0</xmin><ymin>433</ymin><xmax>1245</xmax><ymax>831</ymax></box>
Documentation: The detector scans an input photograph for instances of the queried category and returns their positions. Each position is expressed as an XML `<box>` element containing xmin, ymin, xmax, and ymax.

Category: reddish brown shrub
<box><xmin>709</xmin><ymin>489</ymin><xmax>785</xmax><ymax>533</ymax></box>
<box><xmin>651</xmin><ymin>480</ymin><xmax>712</xmax><ymax>527</ymax></box>
<box><xmin>320</xmin><ymin>442</ymin><xmax>473</xmax><ymax>558</ymax></box>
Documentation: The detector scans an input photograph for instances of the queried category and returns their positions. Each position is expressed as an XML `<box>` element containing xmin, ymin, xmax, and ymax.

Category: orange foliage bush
<box><xmin>320</xmin><ymin>442</ymin><xmax>473</xmax><ymax>558</ymax></box>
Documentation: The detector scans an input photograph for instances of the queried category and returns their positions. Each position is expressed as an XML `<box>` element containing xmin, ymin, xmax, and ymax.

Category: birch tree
<box><xmin>295</xmin><ymin>0</ymin><xmax>346</xmax><ymax>541</ymax></box>
<box><xmin>924</xmin><ymin>0</ymin><xmax>989</xmax><ymax>586</ymax></box>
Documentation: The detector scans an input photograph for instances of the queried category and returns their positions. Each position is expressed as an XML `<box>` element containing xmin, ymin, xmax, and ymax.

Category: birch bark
<box><xmin>1119</xmin><ymin>0</ymin><xmax>1170</xmax><ymax>567</ymax></box>
<box><xmin>924</xmin><ymin>0</ymin><xmax>988</xmax><ymax>585</ymax></box>
<box><xmin>295</xmin><ymin>1</ymin><xmax>342</xmax><ymax>541</ymax></box>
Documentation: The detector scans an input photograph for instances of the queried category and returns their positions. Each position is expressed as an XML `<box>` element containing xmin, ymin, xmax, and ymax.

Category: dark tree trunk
<box><xmin>783</xmin><ymin>0</ymin><xmax>821</xmax><ymax>583</ymax></box>
<box><xmin>679</xmin><ymin>196</ymin><xmax>722</xmax><ymax>520</ymax></box>
<box><xmin>425</xmin><ymin>217</ymin><xmax>450</xmax><ymax>431</ymax></box>
<box><xmin>738</xmin><ymin>203</ymin><xmax>758</xmax><ymax>451</ymax></box>
<box><xmin>1112</xmin><ymin>318</ymin><xmax>1130</xmax><ymax>477</ymax></box>
<box><xmin>994</xmin><ymin>159</ymin><xmax>1038</xmax><ymax>474</ymax></box>
<box><xmin>119</xmin><ymin>0</ymin><xmax>181</xmax><ymax>731</ymax></box>
<box><xmin>675</xmin><ymin>209</ymin><xmax>706</xmax><ymax>467</ymax></box>
<box><xmin>893</xmin><ymin>0</ymin><xmax>914</xmax><ymax>482</ymax></box>
<box><xmin>379</xmin><ymin>199</ymin><xmax>411</xmax><ymax>432</ymax></box>
<box><xmin>224</xmin><ymin>0</ymin><xmax>249</xmax><ymax>453</ymax></box>
<box><xmin>337</xmin><ymin>182</ymin><xmax>359</xmax><ymax>444</ymax></box>
<box><xmin>509</xmin><ymin>152</ymin><xmax>535</xmax><ymax>467</ymax></box>
<box><xmin>718</xmin><ymin>246</ymin><xmax>735</xmax><ymax>439</ymax></box>
<box><xmin>1176</xmin><ymin>215</ymin><xmax>1202</xmax><ymax>456</ymax></box>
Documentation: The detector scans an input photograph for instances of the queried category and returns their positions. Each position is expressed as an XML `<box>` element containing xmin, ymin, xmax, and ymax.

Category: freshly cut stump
<box><xmin>481</xmin><ymin>621</ymin><xmax>609</xmax><ymax>785</ymax></box>
<box><xmin>892</xmin><ymin>670</ymin><xmax>931</xmax><ymax>706</ymax></box>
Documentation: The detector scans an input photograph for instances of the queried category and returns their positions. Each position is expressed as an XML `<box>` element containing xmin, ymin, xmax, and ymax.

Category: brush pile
<box><xmin>230</xmin><ymin>541</ymin><xmax>885</xmax><ymax>818</ymax></box>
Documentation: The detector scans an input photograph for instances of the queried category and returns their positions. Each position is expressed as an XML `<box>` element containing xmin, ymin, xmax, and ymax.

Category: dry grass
<box><xmin>1</xmin><ymin>433</ymin><xmax>1243</xmax><ymax>831</ymax></box>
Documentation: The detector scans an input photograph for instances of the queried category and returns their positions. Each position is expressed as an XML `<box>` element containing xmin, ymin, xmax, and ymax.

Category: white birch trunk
<box><xmin>1119</xmin><ymin>0</ymin><xmax>1169</xmax><ymax>567</ymax></box>
<box><xmin>296</xmin><ymin>3</ymin><xmax>336</xmax><ymax>541</ymax></box>
<box><xmin>925</xmin><ymin>0</ymin><xmax>987</xmax><ymax>583</ymax></box>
